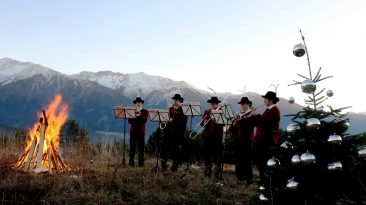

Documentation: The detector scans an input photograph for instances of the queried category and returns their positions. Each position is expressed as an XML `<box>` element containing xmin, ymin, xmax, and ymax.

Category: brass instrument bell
<box><xmin>135</xmin><ymin>110</ymin><xmax>141</xmax><ymax>117</ymax></box>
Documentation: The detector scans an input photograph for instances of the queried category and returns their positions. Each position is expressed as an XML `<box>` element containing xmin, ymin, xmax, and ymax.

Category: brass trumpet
<box><xmin>188</xmin><ymin>106</ymin><xmax>221</xmax><ymax>139</ymax></box>
<box><xmin>135</xmin><ymin>109</ymin><xmax>141</xmax><ymax>117</ymax></box>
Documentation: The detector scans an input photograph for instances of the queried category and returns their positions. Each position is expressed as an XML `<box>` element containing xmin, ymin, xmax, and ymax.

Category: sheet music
<box><xmin>113</xmin><ymin>106</ymin><xmax>125</xmax><ymax>119</ymax></box>
<box><xmin>211</xmin><ymin>110</ymin><xmax>230</xmax><ymax>125</ymax></box>
<box><xmin>181</xmin><ymin>102</ymin><xmax>201</xmax><ymax>116</ymax></box>
<box><xmin>148</xmin><ymin>109</ymin><xmax>169</xmax><ymax>122</ymax></box>
<box><xmin>124</xmin><ymin>107</ymin><xmax>137</xmax><ymax>119</ymax></box>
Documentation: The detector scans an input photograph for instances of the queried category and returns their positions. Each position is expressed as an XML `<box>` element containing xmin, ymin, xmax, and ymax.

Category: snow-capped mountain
<box><xmin>0</xmin><ymin>58</ymin><xmax>365</xmax><ymax>136</ymax></box>
<box><xmin>0</xmin><ymin>58</ymin><xmax>62</xmax><ymax>85</ymax></box>
<box><xmin>72</xmin><ymin>70</ymin><xmax>197</xmax><ymax>97</ymax></box>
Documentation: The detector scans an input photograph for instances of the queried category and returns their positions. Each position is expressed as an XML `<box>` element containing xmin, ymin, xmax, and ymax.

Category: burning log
<box><xmin>14</xmin><ymin>94</ymin><xmax>69</xmax><ymax>173</ymax></box>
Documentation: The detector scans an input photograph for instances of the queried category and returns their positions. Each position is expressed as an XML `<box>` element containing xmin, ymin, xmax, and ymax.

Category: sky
<box><xmin>1</xmin><ymin>0</ymin><xmax>365</xmax><ymax>113</ymax></box>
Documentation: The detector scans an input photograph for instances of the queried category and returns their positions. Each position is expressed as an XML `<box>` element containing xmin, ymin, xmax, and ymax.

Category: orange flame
<box><xmin>15</xmin><ymin>93</ymin><xmax>69</xmax><ymax>171</ymax></box>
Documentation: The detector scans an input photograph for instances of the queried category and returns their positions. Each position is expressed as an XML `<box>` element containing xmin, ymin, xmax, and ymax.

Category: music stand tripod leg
<box><xmin>213</xmin><ymin>142</ymin><xmax>229</xmax><ymax>187</ymax></box>
<box><xmin>122</xmin><ymin>117</ymin><xmax>127</xmax><ymax>167</ymax></box>
<box><xmin>153</xmin><ymin>128</ymin><xmax>161</xmax><ymax>172</ymax></box>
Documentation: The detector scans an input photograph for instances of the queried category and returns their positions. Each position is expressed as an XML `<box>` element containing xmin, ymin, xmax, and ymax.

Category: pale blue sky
<box><xmin>1</xmin><ymin>1</ymin><xmax>365</xmax><ymax>112</ymax></box>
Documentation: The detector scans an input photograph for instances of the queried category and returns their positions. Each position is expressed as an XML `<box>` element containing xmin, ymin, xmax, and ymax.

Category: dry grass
<box><xmin>0</xmin><ymin>133</ymin><xmax>258</xmax><ymax>205</ymax></box>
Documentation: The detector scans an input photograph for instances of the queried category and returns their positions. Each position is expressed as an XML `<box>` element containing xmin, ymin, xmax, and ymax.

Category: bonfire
<box><xmin>14</xmin><ymin>94</ymin><xmax>69</xmax><ymax>173</ymax></box>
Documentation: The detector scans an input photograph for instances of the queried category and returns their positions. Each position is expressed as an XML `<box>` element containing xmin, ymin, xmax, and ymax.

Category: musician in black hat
<box><xmin>252</xmin><ymin>91</ymin><xmax>281</xmax><ymax>186</ymax></box>
<box><xmin>128</xmin><ymin>97</ymin><xmax>149</xmax><ymax>167</ymax></box>
<box><xmin>230</xmin><ymin>97</ymin><xmax>257</xmax><ymax>184</ymax></box>
<box><xmin>160</xmin><ymin>94</ymin><xmax>188</xmax><ymax>172</ymax></box>
<box><xmin>201</xmin><ymin>96</ymin><xmax>224</xmax><ymax>177</ymax></box>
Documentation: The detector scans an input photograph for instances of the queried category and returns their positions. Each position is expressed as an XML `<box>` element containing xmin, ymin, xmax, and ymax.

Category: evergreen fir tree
<box><xmin>258</xmin><ymin>30</ymin><xmax>366</xmax><ymax>205</ymax></box>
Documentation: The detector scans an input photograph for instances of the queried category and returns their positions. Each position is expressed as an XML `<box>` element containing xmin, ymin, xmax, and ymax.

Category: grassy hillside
<box><xmin>0</xmin><ymin>132</ymin><xmax>258</xmax><ymax>205</ymax></box>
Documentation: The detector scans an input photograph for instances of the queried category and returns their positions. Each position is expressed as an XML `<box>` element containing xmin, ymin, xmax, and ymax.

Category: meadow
<box><xmin>0</xmin><ymin>131</ymin><xmax>258</xmax><ymax>205</ymax></box>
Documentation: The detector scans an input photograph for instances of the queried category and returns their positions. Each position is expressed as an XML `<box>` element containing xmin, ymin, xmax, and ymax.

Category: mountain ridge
<box><xmin>0</xmin><ymin>58</ymin><xmax>365</xmax><ymax>138</ymax></box>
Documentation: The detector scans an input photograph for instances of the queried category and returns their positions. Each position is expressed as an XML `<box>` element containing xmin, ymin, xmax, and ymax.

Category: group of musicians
<box><xmin>126</xmin><ymin>91</ymin><xmax>280</xmax><ymax>186</ymax></box>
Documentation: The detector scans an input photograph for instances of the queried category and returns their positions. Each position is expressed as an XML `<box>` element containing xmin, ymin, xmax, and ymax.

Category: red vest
<box><xmin>201</xmin><ymin>109</ymin><xmax>224</xmax><ymax>139</ymax></box>
<box><xmin>167</xmin><ymin>106</ymin><xmax>188</xmax><ymax>139</ymax></box>
<box><xmin>254</xmin><ymin>106</ymin><xmax>281</xmax><ymax>144</ymax></box>
<box><xmin>234</xmin><ymin>115</ymin><xmax>256</xmax><ymax>141</ymax></box>
<box><xmin>128</xmin><ymin>109</ymin><xmax>149</xmax><ymax>134</ymax></box>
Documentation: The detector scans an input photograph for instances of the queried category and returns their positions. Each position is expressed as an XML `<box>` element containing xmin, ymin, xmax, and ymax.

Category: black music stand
<box><xmin>149</xmin><ymin>109</ymin><xmax>169</xmax><ymax>172</ymax></box>
<box><xmin>211</xmin><ymin>109</ymin><xmax>231</xmax><ymax>187</ymax></box>
<box><xmin>181</xmin><ymin>102</ymin><xmax>202</xmax><ymax>170</ymax></box>
<box><xmin>182</xmin><ymin>102</ymin><xmax>202</xmax><ymax>130</ymax></box>
<box><xmin>221</xmin><ymin>103</ymin><xmax>235</xmax><ymax>125</ymax></box>
<box><xmin>113</xmin><ymin>106</ymin><xmax>137</xmax><ymax>167</ymax></box>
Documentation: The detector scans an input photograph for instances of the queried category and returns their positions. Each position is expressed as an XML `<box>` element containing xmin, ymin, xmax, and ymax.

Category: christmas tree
<box><xmin>258</xmin><ymin>30</ymin><xmax>366</xmax><ymax>205</ymax></box>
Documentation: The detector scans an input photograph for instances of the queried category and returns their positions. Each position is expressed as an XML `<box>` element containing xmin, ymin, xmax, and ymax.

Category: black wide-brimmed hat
<box><xmin>262</xmin><ymin>91</ymin><xmax>279</xmax><ymax>103</ymax></box>
<box><xmin>207</xmin><ymin>96</ymin><xmax>221</xmax><ymax>103</ymax></box>
<box><xmin>133</xmin><ymin>97</ymin><xmax>144</xmax><ymax>104</ymax></box>
<box><xmin>238</xmin><ymin>97</ymin><xmax>252</xmax><ymax>106</ymax></box>
<box><xmin>171</xmin><ymin>94</ymin><xmax>184</xmax><ymax>102</ymax></box>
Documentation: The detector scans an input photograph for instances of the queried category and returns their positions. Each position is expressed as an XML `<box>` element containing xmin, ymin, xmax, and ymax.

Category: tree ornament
<box><xmin>259</xmin><ymin>194</ymin><xmax>269</xmax><ymax>201</ymax></box>
<box><xmin>288</xmin><ymin>97</ymin><xmax>295</xmax><ymax>104</ymax></box>
<box><xmin>293</xmin><ymin>43</ymin><xmax>306</xmax><ymax>57</ymax></box>
<box><xmin>280</xmin><ymin>141</ymin><xmax>293</xmax><ymax>149</ymax></box>
<box><xmin>327</xmin><ymin>161</ymin><xmax>342</xmax><ymax>171</ymax></box>
<box><xmin>301</xmin><ymin>79</ymin><xmax>316</xmax><ymax>94</ymax></box>
<box><xmin>286</xmin><ymin>178</ymin><xmax>299</xmax><ymax>190</ymax></box>
<box><xmin>287</xmin><ymin>123</ymin><xmax>300</xmax><ymax>135</ymax></box>
<box><xmin>267</xmin><ymin>157</ymin><xmax>280</xmax><ymax>168</ymax></box>
<box><xmin>358</xmin><ymin>146</ymin><xmax>366</xmax><ymax>159</ymax></box>
<box><xmin>326</xmin><ymin>89</ymin><xmax>334</xmax><ymax>97</ymax></box>
<box><xmin>301</xmin><ymin>151</ymin><xmax>316</xmax><ymax>164</ymax></box>
<box><xmin>306</xmin><ymin>118</ymin><xmax>321</xmax><ymax>130</ymax></box>
<box><xmin>291</xmin><ymin>154</ymin><xmax>301</xmax><ymax>164</ymax></box>
<box><xmin>327</xmin><ymin>134</ymin><xmax>342</xmax><ymax>144</ymax></box>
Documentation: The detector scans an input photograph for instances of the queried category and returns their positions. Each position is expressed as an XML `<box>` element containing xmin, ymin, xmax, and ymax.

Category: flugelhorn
<box><xmin>135</xmin><ymin>109</ymin><xmax>141</xmax><ymax>117</ymax></box>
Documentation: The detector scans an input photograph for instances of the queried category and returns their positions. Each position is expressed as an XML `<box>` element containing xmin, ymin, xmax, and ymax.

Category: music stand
<box><xmin>113</xmin><ymin>106</ymin><xmax>137</xmax><ymax>167</ymax></box>
<box><xmin>182</xmin><ymin>102</ymin><xmax>202</xmax><ymax>131</ymax></box>
<box><xmin>181</xmin><ymin>102</ymin><xmax>202</xmax><ymax>170</ymax></box>
<box><xmin>221</xmin><ymin>103</ymin><xmax>235</xmax><ymax>125</ymax></box>
<box><xmin>211</xmin><ymin>109</ymin><xmax>231</xmax><ymax>187</ymax></box>
<box><xmin>148</xmin><ymin>109</ymin><xmax>169</xmax><ymax>172</ymax></box>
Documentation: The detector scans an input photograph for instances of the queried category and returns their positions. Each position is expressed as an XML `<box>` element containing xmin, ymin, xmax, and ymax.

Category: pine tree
<box><xmin>257</xmin><ymin>30</ymin><xmax>366</xmax><ymax>205</ymax></box>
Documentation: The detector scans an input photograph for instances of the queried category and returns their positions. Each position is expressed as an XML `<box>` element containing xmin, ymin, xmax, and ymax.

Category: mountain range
<box><xmin>0</xmin><ymin>58</ymin><xmax>365</xmax><ymax>140</ymax></box>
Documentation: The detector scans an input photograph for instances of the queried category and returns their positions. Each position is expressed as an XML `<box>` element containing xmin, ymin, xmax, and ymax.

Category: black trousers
<box><xmin>203</xmin><ymin>137</ymin><xmax>223</xmax><ymax>177</ymax></box>
<box><xmin>160</xmin><ymin>135</ymin><xmax>183</xmax><ymax>171</ymax></box>
<box><xmin>252</xmin><ymin>140</ymin><xmax>272</xmax><ymax>185</ymax></box>
<box><xmin>234</xmin><ymin>138</ymin><xmax>253</xmax><ymax>182</ymax></box>
<box><xmin>129</xmin><ymin>132</ymin><xmax>145</xmax><ymax>167</ymax></box>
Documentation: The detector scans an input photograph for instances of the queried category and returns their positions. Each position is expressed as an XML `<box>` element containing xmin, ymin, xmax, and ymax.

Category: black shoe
<box><xmin>171</xmin><ymin>164</ymin><xmax>178</xmax><ymax>172</ymax></box>
<box><xmin>161</xmin><ymin>162</ymin><xmax>168</xmax><ymax>172</ymax></box>
<box><xmin>245</xmin><ymin>180</ymin><xmax>253</xmax><ymax>186</ymax></box>
<box><xmin>204</xmin><ymin>168</ymin><xmax>211</xmax><ymax>177</ymax></box>
<box><xmin>215</xmin><ymin>171</ymin><xmax>222</xmax><ymax>179</ymax></box>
